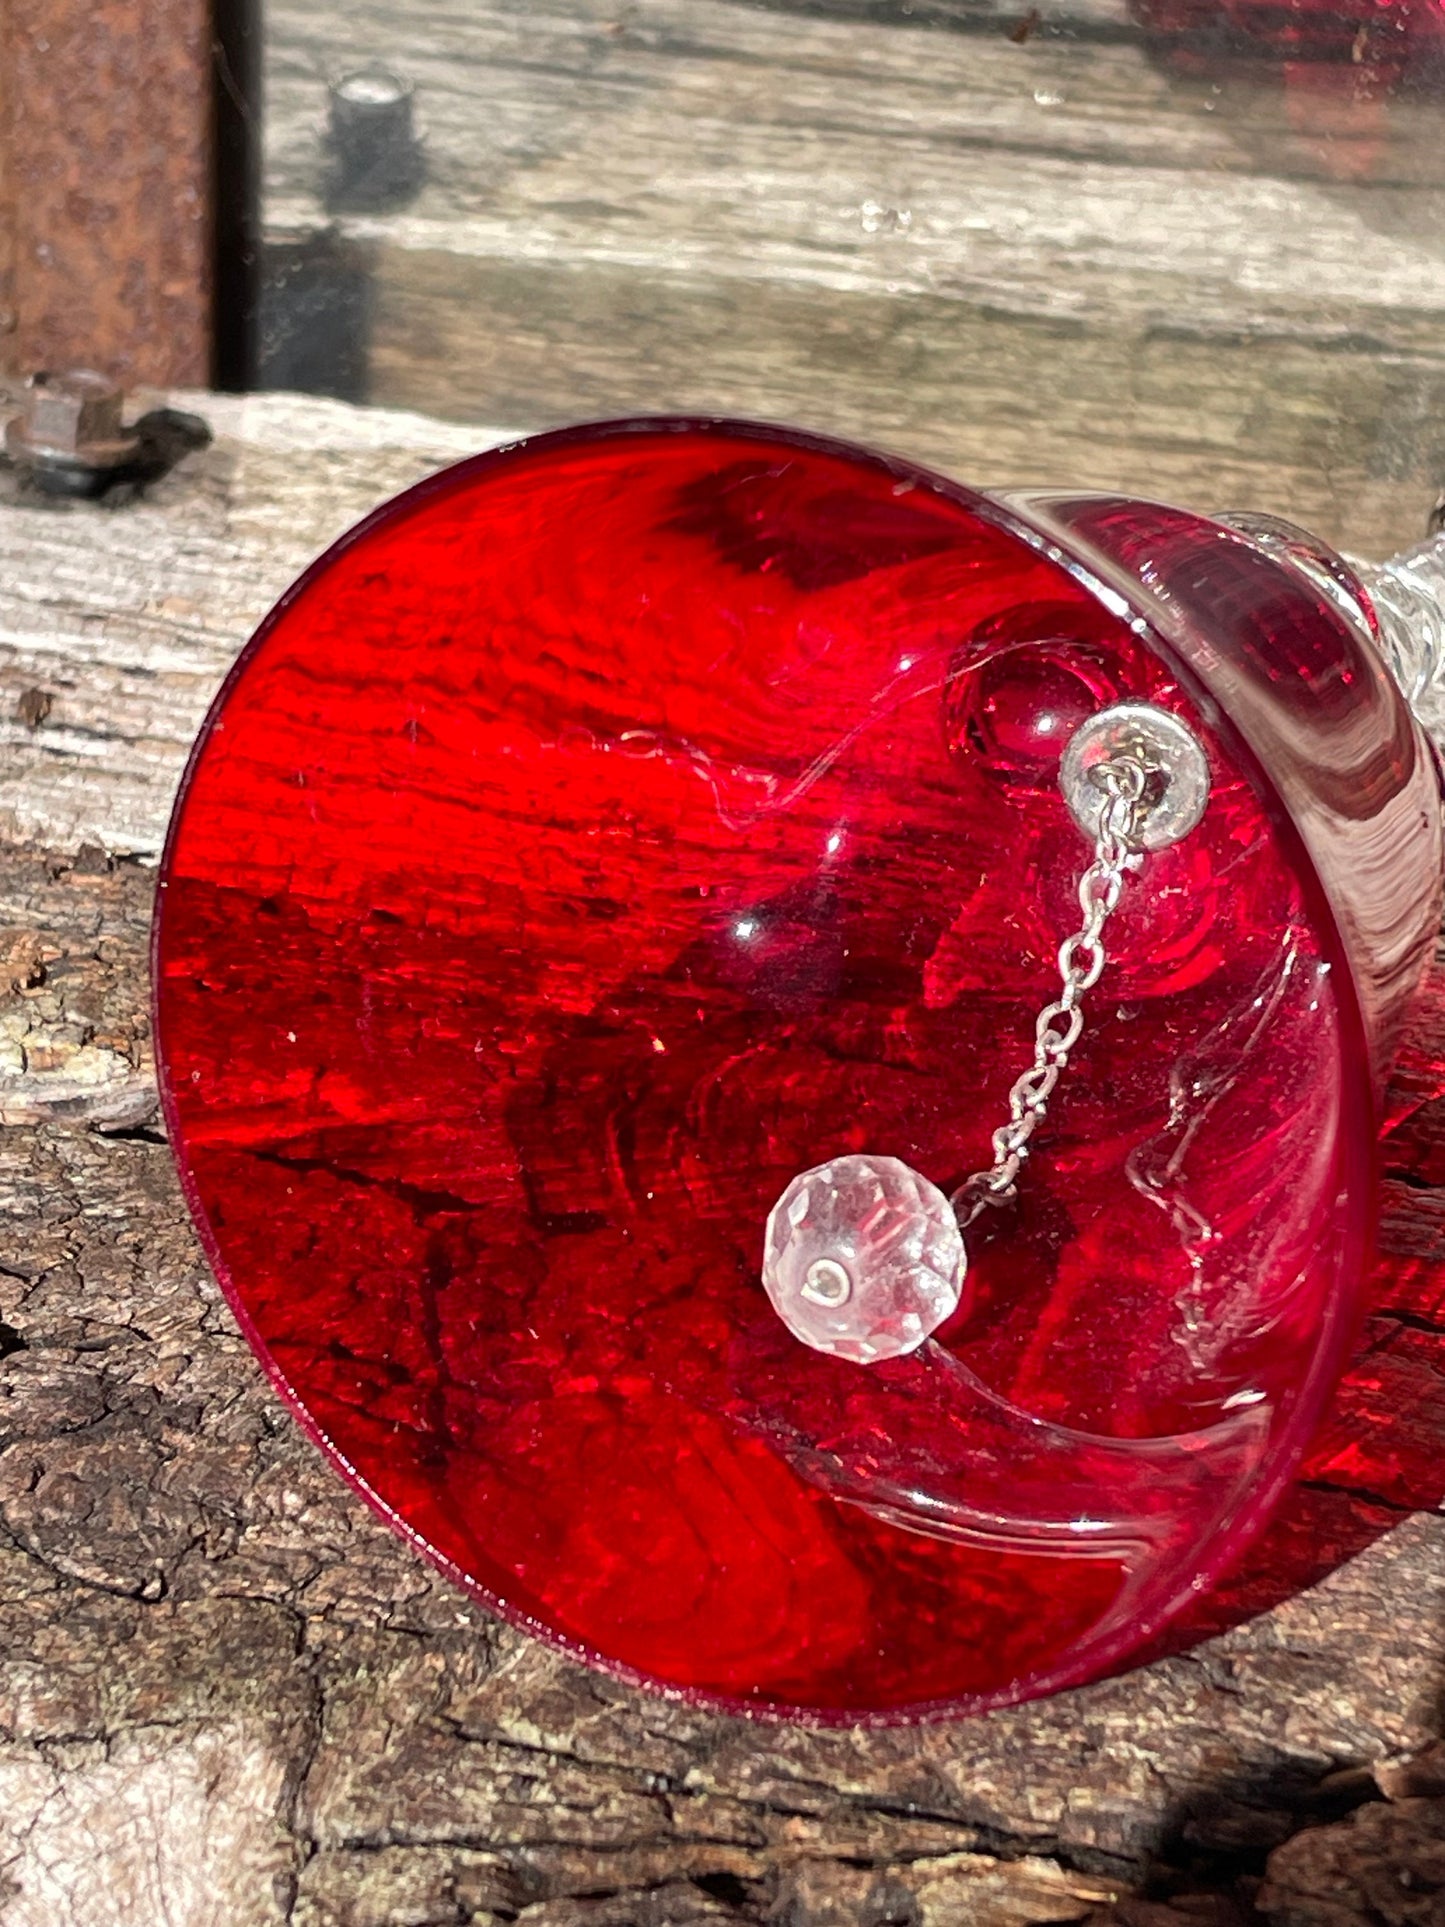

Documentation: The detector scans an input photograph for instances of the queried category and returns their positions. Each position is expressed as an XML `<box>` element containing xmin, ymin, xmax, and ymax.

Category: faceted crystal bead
<box><xmin>762</xmin><ymin>1154</ymin><xmax>966</xmax><ymax>1364</ymax></box>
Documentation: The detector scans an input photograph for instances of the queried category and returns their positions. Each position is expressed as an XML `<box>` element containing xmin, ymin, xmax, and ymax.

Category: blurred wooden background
<box><xmin>259</xmin><ymin>0</ymin><xmax>1445</xmax><ymax>554</ymax></box>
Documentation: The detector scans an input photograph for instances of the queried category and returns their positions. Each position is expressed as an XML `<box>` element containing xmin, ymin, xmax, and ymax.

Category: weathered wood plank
<box><xmin>0</xmin><ymin>393</ymin><xmax>513</xmax><ymax>864</ymax></box>
<box><xmin>255</xmin><ymin>0</ymin><xmax>1445</xmax><ymax>558</ymax></box>
<box><xmin>0</xmin><ymin>383</ymin><xmax>1437</xmax><ymax>891</ymax></box>
<box><xmin>365</xmin><ymin>258</ymin><xmax>1445</xmax><ymax>556</ymax></box>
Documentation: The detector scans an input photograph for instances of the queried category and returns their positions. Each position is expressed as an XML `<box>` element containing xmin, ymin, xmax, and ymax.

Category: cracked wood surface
<box><xmin>2</xmin><ymin>394</ymin><xmax>1445</xmax><ymax>1924</ymax></box>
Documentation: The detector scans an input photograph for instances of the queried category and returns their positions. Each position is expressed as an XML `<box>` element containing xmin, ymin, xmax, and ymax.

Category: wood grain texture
<box><xmin>0</xmin><ymin>391</ymin><xmax>512</xmax><ymax>864</ymax></box>
<box><xmin>259</xmin><ymin>0</ymin><xmax>1445</xmax><ymax>556</ymax></box>
<box><xmin>3</xmin><ymin>395</ymin><xmax>1445</xmax><ymax>1922</ymax></box>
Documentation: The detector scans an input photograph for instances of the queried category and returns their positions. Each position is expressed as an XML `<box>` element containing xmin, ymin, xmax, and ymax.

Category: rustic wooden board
<box><xmin>1</xmin><ymin>391</ymin><xmax>1445</xmax><ymax>1923</ymax></box>
<box><xmin>258</xmin><ymin>0</ymin><xmax>1445</xmax><ymax>556</ymax></box>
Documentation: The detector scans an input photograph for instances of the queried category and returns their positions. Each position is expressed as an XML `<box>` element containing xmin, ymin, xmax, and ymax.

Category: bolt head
<box><xmin>5</xmin><ymin>370</ymin><xmax>140</xmax><ymax>489</ymax></box>
<box><xmin>27</xmin><ymin>371</ymin><xmax>124</xmax><ymax>454</ymax></box>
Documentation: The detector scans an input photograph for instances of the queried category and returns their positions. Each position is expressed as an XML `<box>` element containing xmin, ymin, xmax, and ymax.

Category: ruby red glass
<box><xmin>154</xmin><ymin>420</ymin><xmax>1439</xmax><ymax>1719</ymax></box>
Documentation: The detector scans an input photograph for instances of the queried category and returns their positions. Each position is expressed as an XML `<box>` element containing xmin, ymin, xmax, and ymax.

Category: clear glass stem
<box><xmin>1353</xmin><ymin>531</ymin><xmax>1445</xmax><ymax>759</ymax></box>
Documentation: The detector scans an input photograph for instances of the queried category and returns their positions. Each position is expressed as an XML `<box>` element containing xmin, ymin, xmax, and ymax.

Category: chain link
<box><xmin>952</xmin><ymin>755</ymin><xmax>1149</xmax><ymax>1228</ymax></box>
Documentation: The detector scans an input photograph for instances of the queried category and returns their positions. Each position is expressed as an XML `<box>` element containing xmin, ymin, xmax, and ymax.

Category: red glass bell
<box><xmin>153</xmin><ymin>420</ymin><xmax>1444</xmax><ymax>1720</ymax></box>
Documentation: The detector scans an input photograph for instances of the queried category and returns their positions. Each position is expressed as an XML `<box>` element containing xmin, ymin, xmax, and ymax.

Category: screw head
<box><xmin>331</xmin><ymin>69</ymin><xmax>413</xmax><ymax>117</ymax></box>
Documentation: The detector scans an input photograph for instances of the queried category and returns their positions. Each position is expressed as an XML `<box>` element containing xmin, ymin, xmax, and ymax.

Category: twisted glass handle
<box><xmin>1355</xmin><ymin>532</ymin><xmax>1445</xmax><ymax>759</ymax></box>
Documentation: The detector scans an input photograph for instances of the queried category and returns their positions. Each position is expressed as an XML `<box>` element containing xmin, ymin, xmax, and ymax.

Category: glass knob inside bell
<box><xmin>762</xmin><ymin>1154</ymin><xmax>966</xmax><ymax>1363</ymax></box>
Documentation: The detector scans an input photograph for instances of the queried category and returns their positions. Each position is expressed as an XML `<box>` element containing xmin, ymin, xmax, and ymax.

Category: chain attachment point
<box><xmin>951</xmin><ymin>723</ymin><xmax>1193</xmax><ymax>1230</ymax></box>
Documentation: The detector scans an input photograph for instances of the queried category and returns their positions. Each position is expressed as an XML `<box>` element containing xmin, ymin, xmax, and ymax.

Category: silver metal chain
<box><xmin>953</xmin><ymin>754</ymin><xmax>1149</xmax><ymax>1228</ymax></box>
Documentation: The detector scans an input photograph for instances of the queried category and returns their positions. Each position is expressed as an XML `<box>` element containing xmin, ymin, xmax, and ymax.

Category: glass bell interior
<box><xmin>153</xmin><ymin>420</ymin><xmax>1442</xmax><ymax>1719</ymax></box>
